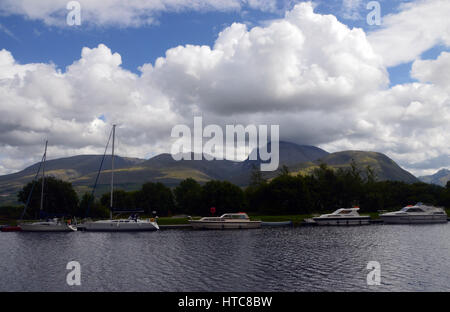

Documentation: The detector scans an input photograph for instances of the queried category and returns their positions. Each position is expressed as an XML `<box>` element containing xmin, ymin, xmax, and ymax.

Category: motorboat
<box><xmin>380</xmin><ymin>203</ymin><xmax>448</xmax><ymax>224</ymax></box>
<box><xmin>189</xmin><ymin>212</ymin><xmax>261</xmax><ymax>229</ymax></box>
<box><xmin>312</xmin><ymin>208</ymin><xmax>370</xmax><ymax>225</ymax></box>
<box><xmin>80</xmin><ymin>125</ymin><xmax>159</xmax><ymax>232</ymax></box>
<box><xmin>20</xmin><ymin>218</ymin><xmax>76</xmax><ymax>232</ymax></box>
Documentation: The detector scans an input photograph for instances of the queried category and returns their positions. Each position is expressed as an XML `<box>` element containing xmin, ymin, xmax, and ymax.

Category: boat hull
<box><xmin>312</xmin><ymin>217</ymin><xmax>370</xmax><ymax>226</ymax></box>
<box><xmin>80</xmin><ymin>220</ymin><xmax>159</xmax><ymax>232</ymax></box>
<box><xmin>20</xmin><ymin>222</ymin><xmax>76</xmax><ymax>232</ymax></box>
<box><xmin>0</xmin><ymin>225</ymin><xmax>22</xmax><ymax>232</ymax></box>
<box><xmin>380</xmin><ymin>215</ymin><xmax>448</xmax><ymax>224</ymax></box>
<box><xmin>189</xmin><ymin>220</ymin><xmax>261</xmax><ymax>230</ymax></box>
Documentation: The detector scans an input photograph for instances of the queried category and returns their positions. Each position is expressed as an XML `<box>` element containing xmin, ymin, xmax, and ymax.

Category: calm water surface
<box><xmin>1</xmin><ymin>224</ymin><xmax>450</xmax><ymax>291</ymax></box>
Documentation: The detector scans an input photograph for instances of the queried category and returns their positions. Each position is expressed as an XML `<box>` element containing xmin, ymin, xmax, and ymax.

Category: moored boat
<box><xmin>380</xmin><ymin>203</ymin><xmax>447</xmax><ymax>224</ymax></box>
<box><xmin>189</xmin><ymin>212</ymin><xmax>261</xmax><ymax>230</ymax></box>
<box><xmin>20</xmin><ymin>218</ymin><xmax>76</xmax><ymax>232</ymax></box>
<box><xmin>18</xmin><ymin>141</ymin><xmax>76</xmax><ymax>232</ymax></box>
<box><xmin>80</xmin><ymin>125</ymin><xmax>159</xmax><ymax>232</ymax></box>
<box><xmin>312</xmin><ymin>208</ymin><xmax>370</xmax><ymax>226</ymax></box>
<box><xmin>82</xmin><ymin>214</ymin><xmax>159</xmax><ymax>232</ymax></box>
<box><xmin>0</xmin><ymin>225</ymin><xmax>22</xmax><ymax>232</ymax></box>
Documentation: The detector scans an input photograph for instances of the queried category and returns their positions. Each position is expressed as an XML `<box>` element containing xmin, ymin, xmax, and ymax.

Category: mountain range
<box><xmin>419</xmin><ymin>169</ymin><xmax>450</xmax><ymax>187</ymax></box>
<box><xmin>0</xmin><ymin>141</ymin><xmax>420</xmax><ymax>205</ymax></box>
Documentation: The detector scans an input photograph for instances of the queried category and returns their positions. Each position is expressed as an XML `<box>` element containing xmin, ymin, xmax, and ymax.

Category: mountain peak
<box><xmin>419</xmin><ymin>168</ymin><xmax>450</xmax><ymax>187</ymax></box>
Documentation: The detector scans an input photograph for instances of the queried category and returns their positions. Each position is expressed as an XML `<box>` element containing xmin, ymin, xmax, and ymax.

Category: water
<box><xmin>1</xmin><ymin>224</ymin><xmax>450</xmax><ymax>292</ymax></box>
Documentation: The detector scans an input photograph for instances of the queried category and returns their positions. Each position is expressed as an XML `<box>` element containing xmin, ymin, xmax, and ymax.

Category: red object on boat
<box><xmin>0</xmin><ymin>226</ymin><xmax>22</xmax><ymax>232</ymax></box>
<box><xmin>210</xmin><ymin>207</ymin><xmax>216</xmax><ymax>215</ymax></box>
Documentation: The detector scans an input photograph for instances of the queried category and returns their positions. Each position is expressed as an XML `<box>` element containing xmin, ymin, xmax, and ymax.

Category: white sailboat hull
<box><xmin>81</xmin><ymin>219</ymin><xmax>159</xmax><ymax>232</ymax></box>
<box><xmin>20</xmin><ymin>222</ymin><xmax>76</xmax><ymax>232</ymax></box>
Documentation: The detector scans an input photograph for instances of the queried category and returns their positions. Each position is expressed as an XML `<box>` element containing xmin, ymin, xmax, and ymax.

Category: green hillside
<box><xmin>288</xmin><ymin>151</ymin><xmax>419</xmax><ymax>183</ymax></box>
<box><xmin>0</xmin><ymin>144</ymin><xmax>420</xmax><ymax>206</ymax></box>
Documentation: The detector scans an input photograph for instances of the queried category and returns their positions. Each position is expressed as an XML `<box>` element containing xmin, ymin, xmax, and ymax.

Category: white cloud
<box><xmin>146</xmin><ymin>2</ymin><xmax>387</xmax><ymax>116</ymax></box>
<box><xmin>0</xmin><ymin>2</ymin><xmax>449</xmax><ymax>177</ymax></box>
<box><xmin>0</xmin><ymin>44</ymin><xmax>183</xmax><ymax>173</ymax></box>
<box><xmin>411</xmin><ymin>52</ymin><xmax>450</xmax><ymax>89</ymax></box>
<box><xmin>341</xmin><ymin>0</ymin><xmax>362</xmax><ymax>20</ymax></box>
<box><xmin>0</xmin><ymin>23</ymin><xmax>20</xmax><ymax>41</ymax></box>
<box><xmin>0</xmin><ymin>0</ymin><xmax>281</xmax><ymax>27</ymax></box>
<box><xmin>368</xmin><ymin>0</ymin><xmax>450</xmax><ymax>67</ymax></box>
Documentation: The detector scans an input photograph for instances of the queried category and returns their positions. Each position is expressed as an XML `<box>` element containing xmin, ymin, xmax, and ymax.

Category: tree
<box><xmin>278</xmin><ymin>165</ymin><xmax>290</xmax><ymax>177</ymax></box>
<box><xmin>80</xmin><ymin>192</ymin><xmax>108</xmax><ymax>218</ymax></box>
<box><xmin>100</xmin><ymin>189</ymin><xmax>137</xmax><ymax>211</ymax></box>
<box><xmin>258</xmin><ymin>174</ymin><xmax>311</xmax><ymax>215</ymax></box>
<box><xmin>137</xmin><ymin>182</ymin><xmax>175</xmax><ymax>216</ymax></box>
<box><xmin>249</xmin><ymin>164</ymin><xmax>266</xmax><ymax>187</ymax></box>
<box><xmin>311</xmin><ymin>164</ymin><xmax>340</xmax><ymax>212</ymax></box>
<box><xmin>201</xmin><ymin>180</ymin><xmax>245</xmax><ymax>216</ymax></box>
<box><xmin>18</xmin><ymin>177</ymin><xmax>79</xmax><ymax>218</ymax></box>
<box><xmin>174</xmin><ymin>178</ymin><xmax>203</xmax><ymax>215</ymax></box>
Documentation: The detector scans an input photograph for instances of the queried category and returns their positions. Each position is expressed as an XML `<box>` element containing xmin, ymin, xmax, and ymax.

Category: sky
<box><xmin>0</xmin><ymin>0</ymin><xmax>449</xmax><ymax>177</ymax></box>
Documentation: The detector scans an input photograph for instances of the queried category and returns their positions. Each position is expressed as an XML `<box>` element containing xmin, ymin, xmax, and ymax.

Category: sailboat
<box><xmin>81</xmin><ymin>125</ymin><xmax>159</xmax><ymax>232</ymax></box>
<box><xmin>19</xmin><ymin>141</ymin><xmax>76</xmax><ymax>232</ymax></box>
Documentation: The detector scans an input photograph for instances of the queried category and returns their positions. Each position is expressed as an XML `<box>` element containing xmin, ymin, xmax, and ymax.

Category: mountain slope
<box><xmin>419</xmin><ymin>169</ymin><xmax>450</xmax><ymax>186</ymax></box>
<box><xmin>0</xmin><ymin>143</ymin><xmax>420</xmax><ymax>205</ymax></box>
<box><xmin>244</xmin><ymin>141</ymin><xmax>329</xmax><ymax>167</ymax></box>
<box><xmin>0</xmin><ymin>155</ymin><xmax>145</xmax><ymax>204</ymax></box>
<box><xmin>288</xmin><ymin>151</ymin><xmax>419</xmax><ymax>183</ymax></box>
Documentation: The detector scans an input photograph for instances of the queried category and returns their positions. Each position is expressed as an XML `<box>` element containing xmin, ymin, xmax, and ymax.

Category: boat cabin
<box><xmin>329</xmin><ymin>208</ymin><xmax>360</xmax><ymax>216</ymax></box>
<box><xmin>221</xmin><ymin>213</ymin><xmax>250</xmax><ymax>220</ymax></box>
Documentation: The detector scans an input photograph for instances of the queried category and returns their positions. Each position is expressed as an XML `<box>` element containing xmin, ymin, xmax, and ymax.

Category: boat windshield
<box><xmin>401</xmin><ymin>207</ymin><xmax>424</xmax><ymax>213</ymax></box>
<box><xmin>222</xmin><ymin>214</ymin><xmax>248</xmax><ymax>219</ymax></box>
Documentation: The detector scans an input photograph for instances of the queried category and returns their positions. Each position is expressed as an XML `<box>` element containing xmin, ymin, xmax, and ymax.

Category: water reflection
<box><xmin>1</xmin><ymin>224</ymin><xmax>450</xmax><ymax>291</ymax></box>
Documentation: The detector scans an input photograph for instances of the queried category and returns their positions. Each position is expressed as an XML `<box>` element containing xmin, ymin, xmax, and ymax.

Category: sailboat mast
<box><xmin>110</xmin><ymin>125</ymin><xmax>116</xmax><ymax>220</ymax></box>
<box><xmin>40</xmin><ymin>140</ymin><xmax>48</xmax><ymax>213</ymax></box>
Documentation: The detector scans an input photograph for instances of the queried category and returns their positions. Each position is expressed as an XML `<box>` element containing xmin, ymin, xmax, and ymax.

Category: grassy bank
<box><xmin>155</xmin><ymin>214</ymin><xmax>316</xmax><ymax>226</ymax></box>
<box><xmin>248</xmin><ymin>214</ymin><xmax>313</xmax><ymax>226</ymax></box>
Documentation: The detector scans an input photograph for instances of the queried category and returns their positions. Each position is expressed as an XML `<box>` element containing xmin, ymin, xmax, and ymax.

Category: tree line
<box><xmin>1</xmin><ymin>163</ymin><xmax>450</xmax><ymax>219</ymax></box>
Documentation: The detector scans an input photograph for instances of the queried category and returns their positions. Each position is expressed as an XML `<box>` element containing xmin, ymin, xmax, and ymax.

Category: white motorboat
<box><xmin>380</xmin><ymin>203</ymin><xmax>448</xmax><ymax>224</ymax></box>
<box><xmin>81</xmin><ymin>125</ymin><xmax>159</xmax><ymax>232</ymax></box>
<box><xmin>20</xmin><ymin>218</ymin><xmax>76</xmax><ymax>232</ymax></box>
<box><xmin>189</xmin><ymin>212</ymin><xmax>261</xmax><ymax>230</ymax></box>
<box><xmin>19</xmin><ymin>141</ymin><xmax>76</xmax><ymax>232</ymax></box>
<box><xmin>312</xmin><ymin>208</ymin><xmax>370</xmax><ymax>225</ymax></box>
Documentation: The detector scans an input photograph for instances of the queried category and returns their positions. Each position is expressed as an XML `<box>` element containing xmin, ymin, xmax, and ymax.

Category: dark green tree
<box><xmin>258</xmin><ymin>174</ymin><xmax>311</xmax><ymax>215</ymax></box>
<box><xmin>174</xmin><ymin>178</ymin><xmax>203</xmax><ymax>215</ymax></box>
<box><xmin>80</xmin><ymin>192</ymin><xmax>108</xmax><ymax>218</ymax></box>
<box><xmin>137</xmin><ymin>182</ymin><xmax>175</xmax><ymax>216</ymax></box>
<box><xmin>249</xmin><ymin>164</ymin><xmax>266</xmax><ymax>187</ymax></box>
<box><xmin>18</xmin><ymin>177</ymin><xmax>79</xmax><ymax>218</ymax></box>
<box><xmin>100</xmin><ymin>189</ymin><xmax>138</xmax><ymax>212</ymax></box>
<box><xmin>201</xmin><ymin>180</ymin><xmax>245</xmax><ymax>216</ymax></box>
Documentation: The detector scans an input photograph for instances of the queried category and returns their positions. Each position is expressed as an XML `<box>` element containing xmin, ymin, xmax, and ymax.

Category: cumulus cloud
<box><xmin>368</xmin><ymin>0</ymin><xmax>450</xmax><ymax>67</ymax></box>
<box><xmin>0</xmin><ymin>2</ymin><xmax>449</xmax><ymax>177</ymax></box>
<box><xmin>0</xmin><ymin>44</ymin><xmax>182</xmax><ymax>173</ymax></box>
<box><xmin>411</xmin><ymin>52</ymin><xmax>450</xmax><ymax>89</ymax></box>
<box><xmin>146</xmin><ymin>2</ymin><xmax>387</xmax><ymax>116</ymax></box>
<box><xmin>0</xmin><ymin>0</ymin><xmax>283</xmax><ymax>27</ymax></box>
